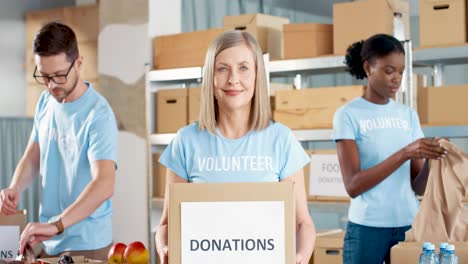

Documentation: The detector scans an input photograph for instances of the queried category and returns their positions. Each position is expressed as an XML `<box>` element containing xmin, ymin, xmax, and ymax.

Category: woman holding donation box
<box><xmin>155</xmin><ymin>30</ymin><xmax>316</xmax><ymax>264</ymax></box>
<box><xmin>333</xmin><ymin>33</ymin><xmax>447</xmax><ymax>264</ymax></box>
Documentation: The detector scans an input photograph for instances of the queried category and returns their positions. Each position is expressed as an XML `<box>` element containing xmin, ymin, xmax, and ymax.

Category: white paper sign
<box><xmin>181</xmin><ymin>201</ymin><xmax>285</xmax><ymax>264</ymax></box>
<box><xmin>0</xmin><ymin>226</ymin><xmax>19</xmax><ymax>259</ymax></box>
<box><xmin>309</xmin><ymin>154</ymin><xmax>348</xmax><ymax>197</ymax></box>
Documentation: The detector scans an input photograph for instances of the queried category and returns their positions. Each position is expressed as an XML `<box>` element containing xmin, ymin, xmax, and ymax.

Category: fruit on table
<box><xmin>108</xmin><ymin>242</ymin><xmax>127</xmax><ymax>264</ymax></box>
<box><xmin>124</xmin><ymin>241</ymin><xmax>149</xmax><ymax>264</ymax></box>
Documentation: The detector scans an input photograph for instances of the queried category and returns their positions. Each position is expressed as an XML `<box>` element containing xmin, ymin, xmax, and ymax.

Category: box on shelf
<box><xmin>273</xmin><ymin>85</ymin><xmax>363</xmax><ymax>129</ymax></box>
<box><xmin>269</xmin><ymin>83</ymin><xmax>294</xmax><ymax>112</ymax></box>
<box><xmin>223</xmin><ymin>13</ymin><xmax>289</xmax><ymax>60</ymax></box>
<box><xmin>418</xmin><ymin>85</ymin><xmax>468</xmax><ymax>125</ymax></box>
<box><xmin>26</xmin><ymin>83</ymin><xmax>44</xmax><ymax>117</ymax></box>
<box><xmin>391</xmin><ymin>241</ymin><xmax>468</xmax><ymax>264</ymax></box>
<box><xmin>333</xmin><ymin>0</ymin><xmax>409</xmax><ymax>55</ymax></box>
<box><xmin>419</xmin><ymin>0</ymin><xmax>467</xmax><ymax>47</ymax></box>
<box><xmin>310</xmin><ymin>230</ymin><xmax>345</xmax><ymax>264</ymax></box>
<box><xmin>283</xmin><ymin>23</ymin><xmax>333</xmax><ymax>59</ymax></box>
<box><xmin>0</xmin><ymin>210</ymin><xmax>27</xmax><ymax>260</ymax></box>
<box><xmin>188</xmin><ymin>87</ymin><xmax>201</xmax><ymax>124</ymax></box>
<box><xmin>156</xmin><ymin>88</ymin><xmax>187</xmax><ymax>133</ymax></box>
<box><xmin>152</xmin><ymin>28</ymin><xmax>225</xmax><ymax>69</ymax></box>
<box><xmin>152</xmin><ymin>153</ymin><xmax>167</xmax><ymax>198</ymax></box>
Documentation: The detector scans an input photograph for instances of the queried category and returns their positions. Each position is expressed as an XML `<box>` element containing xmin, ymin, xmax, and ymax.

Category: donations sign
<box><xmin>169</xmin><ymin>182</ymin><xmax>295</xmax><ymax>264</ymax></box>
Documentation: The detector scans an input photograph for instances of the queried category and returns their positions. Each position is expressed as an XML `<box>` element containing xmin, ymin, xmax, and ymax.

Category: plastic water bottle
<box><xmin>441</xmin><ymin>244</ymin><xmax>459</xmax><ymax>264</ymax></box>
<box><xmin>439</xmin><ymin>242</ymin><xmax>448</xmax><ymax>262</ymax></box>
<box><xmin>419</xmin><ymin>242</ymin><xmax>431</xmax><ymax>263</ymax></box>
<box><xmin>420</xmin><ymin>244</ymin><xmax>439</xmax><ymax>264</ymax></box>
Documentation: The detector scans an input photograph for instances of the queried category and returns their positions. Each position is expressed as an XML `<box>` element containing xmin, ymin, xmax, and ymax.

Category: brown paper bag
<box><xmin>406</xmin><ymin>140</ymin><xmax>468</xmax><ymax>242</ymax></box>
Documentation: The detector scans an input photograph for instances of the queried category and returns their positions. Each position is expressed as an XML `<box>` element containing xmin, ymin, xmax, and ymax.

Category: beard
<box><xmin>51</xmin><ymin>75</ymin><xmax>79</xmax><ymax>103</ymax></box>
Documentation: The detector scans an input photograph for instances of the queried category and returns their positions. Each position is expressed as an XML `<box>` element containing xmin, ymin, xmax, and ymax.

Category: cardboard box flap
<box><xmin>386</xmin><ymin>0</ymin><xmax>409</xmax><ymax>14</ymax></box>
<box><xmin>224</xmin><ymin>14</ymin><xmax>256</xmax><ymax>27</ymax></box>
<box><xmin>284</xmin><ymin>23</ymin><xmax>332</xmax><ymax>33</ymax></box>
<box><xmin>223</xmin><ymin>13</ymin><xmax>289</xmax><ymax>29</ymax></box>
<box><xmin>315</xmin><ymin>230</ymin><xmax>345</xmax><ymax>248</ymax></box>
<box><xmin>0</xmin><ymin>210</ymin><xmax>27</xmax><ymax>232</ymax></box>
<box><xmin>255</xmin><ymin>14</ymin><xmax>290</xmax><ymax>28</ymax></box>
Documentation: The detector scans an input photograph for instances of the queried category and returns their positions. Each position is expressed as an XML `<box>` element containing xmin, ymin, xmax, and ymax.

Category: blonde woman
<box><xmin>155</xmin><ymin>31</ymin><xmax>316</xmax><ymax>264</ymax></box>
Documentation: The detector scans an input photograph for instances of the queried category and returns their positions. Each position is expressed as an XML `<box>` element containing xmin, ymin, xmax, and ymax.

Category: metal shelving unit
<box><xmin>268</xmin><ymin>55</ymin><xmax>346</xmax><ymax>76</ymax></box>
<box><xmin>149</xmin><ymin>126</ymin><xmax>468</xmax><ymax>146</ymax></box>
<box><xmin>147</xmin><ymin>44</ymin><xmax>468</xmax><ymax>146</ymax></box>
<box><xmin>413</xmin><ymin>45</ymin><xmax>468</xmax><ymax>86</ymax></box>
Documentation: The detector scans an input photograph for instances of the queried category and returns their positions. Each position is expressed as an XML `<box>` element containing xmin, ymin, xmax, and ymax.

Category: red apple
<box><xmin>124</xmin><ymin>241</ymin><xmax>150</xmax><ymax>264</ymax></box>
<box><xmin>108</xmin><ymin>242</ymin><xmax>127</xmax><ymax>264</ymax></box>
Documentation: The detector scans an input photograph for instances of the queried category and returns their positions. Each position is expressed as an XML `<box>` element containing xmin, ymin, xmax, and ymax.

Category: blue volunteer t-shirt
<box><xmin>160</xmin><ymin>122</ymin><xmax>310</xmax><ymax>183</ymax></box>
<box><xmin>31</xmin><ymin>83</ymin><xmax>118</xmax><ymax>255</ymax></box>
<box><xmin>333</xmin><ymin>97</ymin><xmax>423</xmax><ymax>227</ymax></box>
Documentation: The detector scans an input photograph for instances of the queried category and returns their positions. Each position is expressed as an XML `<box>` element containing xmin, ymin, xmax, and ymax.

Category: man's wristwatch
<box><xmin>48</xmin><ymin>215</ymin><xmax>64</xmax><ymax>235</ymax></box>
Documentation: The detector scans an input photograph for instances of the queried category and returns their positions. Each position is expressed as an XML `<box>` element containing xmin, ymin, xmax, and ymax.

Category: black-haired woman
<box><xmin>333</xmin><ymin>34</ymin><xmax>447</xmax><ymax>263</ymax></box>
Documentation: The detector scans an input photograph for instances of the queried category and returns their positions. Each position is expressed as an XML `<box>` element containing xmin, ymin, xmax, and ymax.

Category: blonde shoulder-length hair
<box><xmin>198</xmin><ymin>30</ymin><xmax>271</xmax><ymax>134</ymax></box>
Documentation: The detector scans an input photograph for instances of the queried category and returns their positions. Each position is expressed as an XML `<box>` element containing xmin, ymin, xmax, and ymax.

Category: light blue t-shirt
<box><xmin>31</xmin><ymin>83</ymin><xmax>118</xmax><ymax>255</ymax></box>
<box><xmin>160</xmin><ymin>122</ymin><xmax>310</xmax><ymax>183</ymax></box>
<box><xmin>333</xmin><ymin>97</ymin><xmax>423</xmax><ymax>227</ymax></box>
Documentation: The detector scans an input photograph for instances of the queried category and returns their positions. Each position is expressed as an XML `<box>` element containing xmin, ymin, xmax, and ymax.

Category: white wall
<box><xmin>0</xmin><ymin>0</ymin><xmax>74</xmax><ymax>117</ymax></box>
<box><xmin>149</xmin><ymin>0</ymin><xmax>181</xmax><ymax>38</ymax></box>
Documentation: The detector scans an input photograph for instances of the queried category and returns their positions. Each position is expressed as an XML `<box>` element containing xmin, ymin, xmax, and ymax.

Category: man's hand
<box><xmin>0</xmin><ymin>188</ymin><xmax>19</xmax><ymax>215</ymax></box>
<box><xmin>19</xmin><ymin>222</ymin><xmax>58</xmax><ymax>253</ymax></box>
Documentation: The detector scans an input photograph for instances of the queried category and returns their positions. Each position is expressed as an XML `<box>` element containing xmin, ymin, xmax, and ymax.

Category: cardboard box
<box><xmin>418</xmin><ymin>85</ymin><xmax>468</xmax><ymax>125</ymax></box>
<box><xmin>0</xmin><ymin>210</ymin><xmax>27</xmax><ymax>260</ymax></box>
<box><xmin>152</xmin><ymin>153</ymin><xmax>167</xmax><ymax>198</ymax></box>
<box><xmin>188</xmin><ymin>87</ymin><xmax>201</xmax><ymax>124</ymax></box>
<box><xmin>283</xmin><ymin>24</ymin><xmax>333</xmax><ymax>59</ymax></box>
<box><xmin>269</xmin><ymin>83</ymin><xmax>294</xmax><ymax>112</ymax></box>
<box><xmin>64</xmin><ymin>5</ymin><xmax>99</xmax><ymax>43</ymax></box>
<box><xmin>156</xmin><ymin>88</ymin><xmax>187</xmax><ymax>133</ymax></box>
<box><xmin>153</xmin><ymin>28</ymin><xmax>225</xmax><ymax>69</ymax></box>
<box><xmin>420</xmin><ymin>0</ymin><xmax>467</xmax><ymax>47</ymax></box>
<box><xmin>273</xmin><ymin>86</ymin><xmax>363</xmax><ymax>129</ymax></box>
<box><xmin>79</xmin><ymin>41</ymin><xmax>98</xmax><ymax>81</ymax></box>
<box><xmin>391</xmin><ymin>241</ymin><xmax>468</xmax><ymax>264</ymax></box>
<box><xmin>223</xmin><ymin>13</ymin><xmax>289</xmax><ymax>60</ymax></box>
<box><xmin>333</xmin><ymin>0</ymin><xmax>410</xmax><ymax>55</ymax></box>
<box><xmin>26</xmin><ymin>5</ymin><xmax>98</xmax><ymax>44</ymax></box>
<box><xmin>26</xmin><ymin>83</ymin><xmax>44</xmax><ymax>117</ymax></box>
<box><xmin>169</xmin><ymin>182</ymin><xmax>295</xmax><ymax>264</ymax></box>
<box><xmin>311</xmin><ymin>230</ymin><xmax>345</xmax><ymax>264</ymax></box>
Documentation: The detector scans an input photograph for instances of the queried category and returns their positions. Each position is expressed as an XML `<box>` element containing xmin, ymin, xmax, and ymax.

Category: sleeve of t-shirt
<box><xmin>279</xmin><ymin>129</ymin><xmax>310</xmax><ymax>180</ymax></box>
<box><xmin>87</xmin><ymin>113</ymin><xmax>118</xmax><ymax>163</ymax></box>
<box><xmin>410</xmin><ymin>109</ymin><xmax>424</xmax><ymax>140</ymax></box>
<box><xmin>333</xmin><ymin>107</ymin><xmax>356</xmax><ymax>141</ymax></box>
<box><xmin>159</xmin><ymin>130</ymin><xmax>188</xmax><ymax>181</ymax></box>
<box><xmin>30</xmin><ymin>91</ymin><xmax>48</xmax><ymax>143</ymax></box>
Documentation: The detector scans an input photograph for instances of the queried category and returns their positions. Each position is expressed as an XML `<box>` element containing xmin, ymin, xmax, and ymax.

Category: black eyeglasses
<box><xmin>33</xmin><ymin>59</ymin><xmax>76</xmax><ymax>85</ymax></box>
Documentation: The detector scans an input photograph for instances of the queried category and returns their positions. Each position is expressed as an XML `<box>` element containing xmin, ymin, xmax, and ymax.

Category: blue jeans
<box><xmin>343</xmin><ymin>221</ymin><xmax>411</xmax><ymax>264</ymax></box>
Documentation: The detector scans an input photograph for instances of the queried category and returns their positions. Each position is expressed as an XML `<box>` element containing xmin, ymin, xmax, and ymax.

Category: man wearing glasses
<box><xmin>0</xmin><ymin>22</ymin><xmax>117</xmax><ymax>260</ymax></box>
